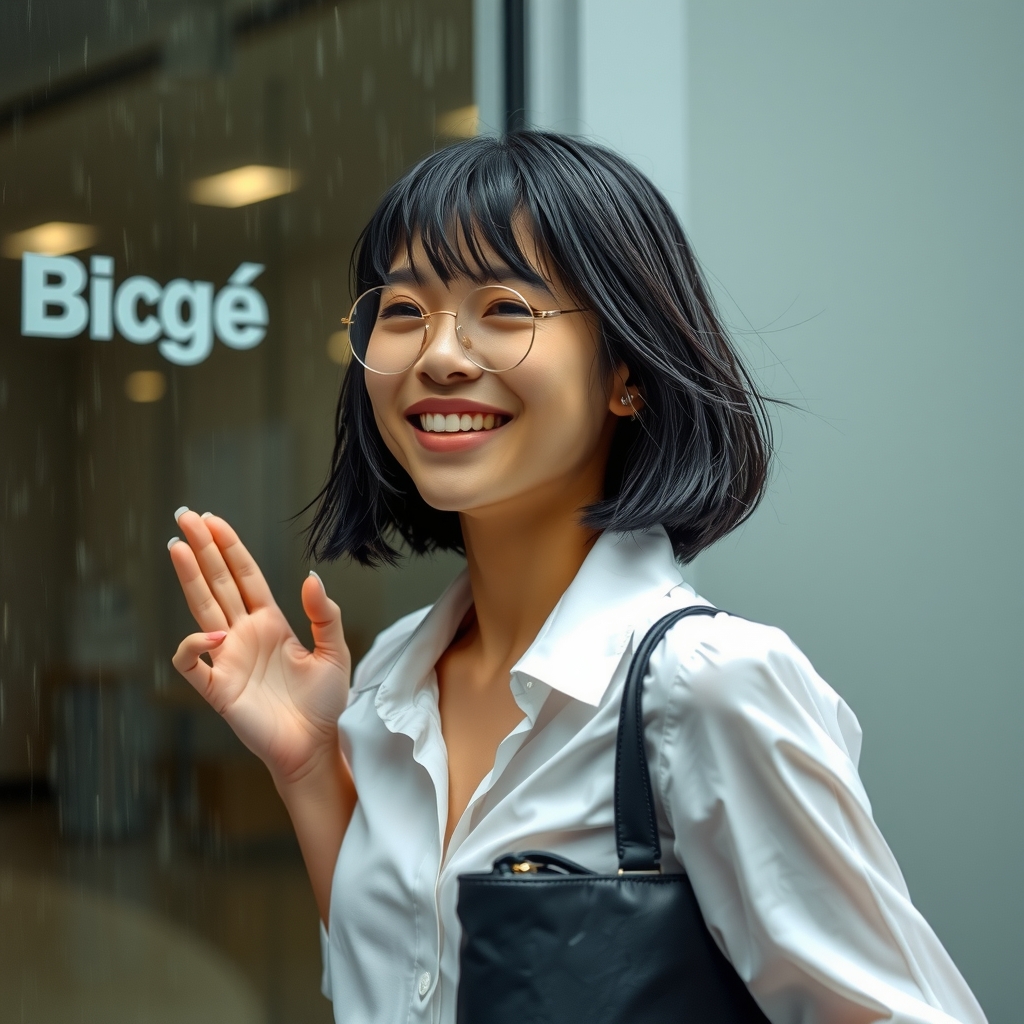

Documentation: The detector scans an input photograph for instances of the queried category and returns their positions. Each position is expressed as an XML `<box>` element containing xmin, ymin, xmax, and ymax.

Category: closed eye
<box><xmin>378</xmin><ymin>300</ymin><xmax>425</xmax><ymax>320</ymax></box>
<box><xmin>483</xmin><ymin>299</ymin><xmax>533</xmax><ymax>318</ymax></box>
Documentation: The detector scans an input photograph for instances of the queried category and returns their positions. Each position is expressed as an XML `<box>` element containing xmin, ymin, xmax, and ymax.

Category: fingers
<box><xmin>303</xmin><ymin>572</ymin><xmax>349</xmax><ymax>671</ymax></box>
<box><xmin>172</xmin><ymin>631</ymin><xmax>227</xmax><ymax>704</ymax></box>
<box><xmin>175</xmin><ymin>509</ymin><xmax>247</xmax><ymax>624</ymax></box>
<box><xmin>203</xmin><ymin>514</ymin><xmax>276</xmax><ymax>611</ymax></box>
<box><xmin>168</xmin><ymin>537</ymin><xmax>230</xmax><ymax>633</ymax></box>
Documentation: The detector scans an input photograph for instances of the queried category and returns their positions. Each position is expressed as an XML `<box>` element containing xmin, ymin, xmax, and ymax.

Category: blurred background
<box><xmin>0</xmin><ymin>1</ymin><xmax>1019</xmax><ymax>1022</ymax></box>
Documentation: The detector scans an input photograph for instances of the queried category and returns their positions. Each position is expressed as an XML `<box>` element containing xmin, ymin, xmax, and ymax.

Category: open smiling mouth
<box><xmin>412</xmin><ymin>412</ymin><xmax>510</xmax><ymax>433</ymax></box>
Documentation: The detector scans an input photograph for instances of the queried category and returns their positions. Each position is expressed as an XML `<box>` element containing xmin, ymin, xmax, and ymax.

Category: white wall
<box><xmin>526</xmin><ymin>2</ymin><xmax>1022</xmax><ymax>1019</ymax></box>
<box><xmin>685</xmin><ymin>5</ymin><xmax>1021</xmax><ymax>1019</ymax></box>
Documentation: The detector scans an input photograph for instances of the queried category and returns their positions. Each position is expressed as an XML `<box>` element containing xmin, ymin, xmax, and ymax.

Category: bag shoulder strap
<box><xmin>615</xmin><ymin>605</ymin><xmax>722</xmax><ymax>872</ymax></box>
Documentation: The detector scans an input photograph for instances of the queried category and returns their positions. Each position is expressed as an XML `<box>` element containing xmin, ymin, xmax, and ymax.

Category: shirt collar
<box><xmin>511</xmin><ymin>525</ymin><xmax>690</xmax><ymax>706</ymax></box>
<box><xmin>374</xmin><ymin>525</ymin><xmax>691</xmax><ymax>719</ymax></box>
<box><xmin>374</xmin><ymin>570</ymin><xmax>473</xmax><ymax>727</ymax></box>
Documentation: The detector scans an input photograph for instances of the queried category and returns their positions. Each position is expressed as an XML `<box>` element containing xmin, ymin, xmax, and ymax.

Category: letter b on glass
<box><xmin>22</xmin><ymin>254</ymin><xmax>89</xmax><ymax>338</ymax></box>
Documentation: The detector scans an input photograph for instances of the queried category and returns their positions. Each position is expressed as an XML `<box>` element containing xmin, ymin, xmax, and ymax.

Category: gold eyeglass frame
<box><xmin>341</xmin><ymin>284</ymin><xmax>587</xmax><ymax>375</ymax></box>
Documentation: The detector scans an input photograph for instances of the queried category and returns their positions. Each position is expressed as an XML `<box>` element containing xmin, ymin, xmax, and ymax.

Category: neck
<box><xmin>458</xmin><ymin>475</ymin><xmax>603</xmax><ymax>677</ymax></box>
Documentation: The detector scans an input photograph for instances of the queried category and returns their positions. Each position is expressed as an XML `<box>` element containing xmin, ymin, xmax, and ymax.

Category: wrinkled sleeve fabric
<box><xmin>656</xmin><ymin>615</ymin><xmax>987</xmax><ymax>1024</ymax></box>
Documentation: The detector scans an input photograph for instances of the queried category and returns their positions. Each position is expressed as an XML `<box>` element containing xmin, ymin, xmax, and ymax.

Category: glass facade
<box><xmin>0</xmin><ymin>3</ymin><xmax>472</xmax><ymax>1020</ymax></box>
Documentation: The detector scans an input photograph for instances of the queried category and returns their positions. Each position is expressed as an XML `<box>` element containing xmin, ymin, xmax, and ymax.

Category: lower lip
<box><xmin>412</xmin><ymin>423</ymin><xmax>507</xmax><ymax>452</ymax></box>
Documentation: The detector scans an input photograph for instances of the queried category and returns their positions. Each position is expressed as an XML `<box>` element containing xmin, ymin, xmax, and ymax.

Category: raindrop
<box><xmin>334</xmin><ymin>6</ymin><xmax>344</xmax><ymax>55</ymax></box>
<box><xmin>75</xmin><ymin>536</ymin><xmax>89</xmax><ymax>577</ymax></box>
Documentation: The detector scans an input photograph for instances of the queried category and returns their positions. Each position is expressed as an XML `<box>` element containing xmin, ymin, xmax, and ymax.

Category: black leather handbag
<box><xmin>456</xmin><ymin>606</ymin><xmax>772</xmax><ymax>1023</ymax></box>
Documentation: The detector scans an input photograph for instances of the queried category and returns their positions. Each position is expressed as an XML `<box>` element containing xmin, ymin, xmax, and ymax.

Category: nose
<box><xmin>414</xmin><ymin>309</ymin><xmax>482</xmax><ymax>383</ymax></box>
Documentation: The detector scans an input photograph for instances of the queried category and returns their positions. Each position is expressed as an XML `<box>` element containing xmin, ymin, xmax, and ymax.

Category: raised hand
<box><xmin>168</xmin><ymin>509</ymin><xmax>351</xmax><ymax>786</ymax></box>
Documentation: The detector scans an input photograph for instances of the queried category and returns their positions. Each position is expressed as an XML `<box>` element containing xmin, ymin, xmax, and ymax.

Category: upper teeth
<box><xmin>419</xmin><ymin>412</ymin><xmax>503</xmax><ymax>433</ymax></box>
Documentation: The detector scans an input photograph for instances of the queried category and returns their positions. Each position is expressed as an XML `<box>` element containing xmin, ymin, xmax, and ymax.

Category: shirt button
<box><xmin>418</xmin><ymin>971</ymin><xmax>431</xmax><ymax>997</ymax></box>
<box><xmin>525</xmin><ymin>680</ymin><xmax>533</xmax><ymax>689</ymax></box>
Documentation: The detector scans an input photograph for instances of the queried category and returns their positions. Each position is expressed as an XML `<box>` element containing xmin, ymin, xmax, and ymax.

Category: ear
<box><xmin>608</xmin><ymin>362</ymin><xmax>645</xmax><ymax>418</ymax></box>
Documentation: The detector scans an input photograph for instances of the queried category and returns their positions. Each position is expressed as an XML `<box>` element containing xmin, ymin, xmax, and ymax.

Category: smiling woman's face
<box><xmin>363</xmin><ymin>233</ymin><xmax>632</xmax><ymax>523</ymax></box>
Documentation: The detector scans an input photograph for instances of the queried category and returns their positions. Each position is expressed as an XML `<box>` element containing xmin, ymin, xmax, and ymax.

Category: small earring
<box><xmin>620</xmin><ymin>391</ymin><xmax>639</xmax><ymax>421</ymax></box>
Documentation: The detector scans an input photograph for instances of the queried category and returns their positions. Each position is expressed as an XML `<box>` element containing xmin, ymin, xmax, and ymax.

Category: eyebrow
<box><xmin>383</xmin><ymin>266</ymin><xmax>553</xmax><ymax>296</ymax></box>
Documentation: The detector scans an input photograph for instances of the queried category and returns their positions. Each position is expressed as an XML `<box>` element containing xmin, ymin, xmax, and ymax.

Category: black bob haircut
<box><xmin>307</xmin><ymin>130</ymin><xmax>773</xmax><ymax>566</ymax></box>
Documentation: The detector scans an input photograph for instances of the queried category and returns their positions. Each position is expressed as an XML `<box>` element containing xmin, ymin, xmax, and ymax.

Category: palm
<box><xmin>208</xmin><ymin>608</ymin><xmax>343</xmax><ymax>774</ymax></box>
<box><xmin>170</xmin><ymin>512</ymin><xmax>350</xmax><ymax>783</ymax></box>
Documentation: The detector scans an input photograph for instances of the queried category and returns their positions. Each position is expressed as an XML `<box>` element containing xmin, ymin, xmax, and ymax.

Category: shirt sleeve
<box><xmin>655</xmin><ymin>615</ymin><xmax>987</xmax><ymax>1024</ymax></box>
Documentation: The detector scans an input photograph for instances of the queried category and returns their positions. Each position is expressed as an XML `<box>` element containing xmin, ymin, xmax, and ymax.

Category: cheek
<box><xmin>362</xmin><ymin>367</ymin><xmax>388</xmax><ymax>410</ymax></box>
<box><xmin>362</xmin><ymin>373</ymin><xmax>408</xmax><ymax>462</ymax></box>
<box><xmin>513</xmin><ymin>354</ymin><xmax>610</xmax><ymax>455</ymax></box>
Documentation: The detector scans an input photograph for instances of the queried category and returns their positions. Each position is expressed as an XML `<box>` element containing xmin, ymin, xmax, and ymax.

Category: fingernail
<box><xmin>205</xmin><ymin>631</ymin><xmax>227</xmax><ymax>643</ymax></box>
<box><xmin>167</xmin><ymin>536</ymin><xmax>180</xmax><ymax>550</ymax></box>
<box><xmin>200</xmin><ymin>511</ymin><xmax>213</xmax><ymax>520</ymax></box>
<box><xmin>309</xmin><ymin>570</ymin><xmax>325</xmax><ymax>591</ymax></box>
<box><xmin>174</xmin><ymin>506</ymin><xmax>189</xmax><ymax>521</ymax></box>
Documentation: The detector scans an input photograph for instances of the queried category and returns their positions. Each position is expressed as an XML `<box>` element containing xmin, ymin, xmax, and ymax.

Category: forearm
<box><xmin>273</xmin><ymin>742</ymin><xmax>357</xmax><ymax>926</ymax></box>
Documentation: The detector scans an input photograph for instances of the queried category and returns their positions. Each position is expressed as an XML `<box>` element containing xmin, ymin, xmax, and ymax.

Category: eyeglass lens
<box><xmin>345</xmin><ymin>285</ymin><xmax>536</xmax><ymax>374</ymax></box>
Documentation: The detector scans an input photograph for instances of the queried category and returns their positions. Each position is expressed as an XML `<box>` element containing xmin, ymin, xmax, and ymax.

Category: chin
<box><xmin>413</xmin><ymin>485</ymin><xmax>477</xmax><ymax>514</ymax></box>
<box><xmin>401</xmin><ymin>454</ymin><xmax>504</xmax><ymax>513</ymax></box>
<box><xmin>409</xmin><ymin>469</ymin><xmax>512</xmax><ymax>515</ymax></box>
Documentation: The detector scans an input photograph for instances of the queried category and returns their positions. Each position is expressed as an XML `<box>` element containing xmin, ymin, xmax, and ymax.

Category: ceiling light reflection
<box><xmin>189</xmin><ymin>165</ymin><xmax>300</xmax><ymax>208</ymax></box>
<box><xmin>326</xmin><ymin>331</ymin><xmax>352</xmax><ymax>366</ymax></box>
<box><xmin>2</xmin><ymin>222</ymin><xmax>99</xmax><ymax>259</ymax></box>
<box><xmin>125</xmin><ymin>370</ymin><xmax>167</xmax><ymax>403</ymax></box>
<box><xmin>435</xmin><ymin>105</ymin><xmax>479</xmax><ymax>139</ymax></box>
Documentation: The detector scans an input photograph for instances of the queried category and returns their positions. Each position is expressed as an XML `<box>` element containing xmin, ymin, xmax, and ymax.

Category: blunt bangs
<box><xmin>307</xmin><ymin>131</ymin><xmax>773</xmax><ymax>567</ymax></box>
<box><xmin>361</xmin><ymin>143</ymin><xmax>549</xmax><ymax>294</ymax></box>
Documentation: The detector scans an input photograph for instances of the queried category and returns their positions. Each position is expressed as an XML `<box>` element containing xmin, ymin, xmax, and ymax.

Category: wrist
<box><xmin>271</xmin><ymin>738</ymin><xmax>345</xmax><ymax>796</ymax></box>
<box><xmin>270</xmin><ymin>733</ymin><xmax>355</xmax><ymax>927</ymax></box>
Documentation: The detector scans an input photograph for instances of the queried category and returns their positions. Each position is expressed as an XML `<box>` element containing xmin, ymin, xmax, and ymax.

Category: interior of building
<box><xmin>1</xmin><ymin>3</ymin><xmax>469</xmax><ymax>1020</ymax></box>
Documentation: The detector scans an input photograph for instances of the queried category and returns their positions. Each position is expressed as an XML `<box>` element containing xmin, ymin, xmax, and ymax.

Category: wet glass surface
<box><xmin>0</xmin><ymin>3</ymin><xmax>472</xmax><ymax>1020</ymax></box>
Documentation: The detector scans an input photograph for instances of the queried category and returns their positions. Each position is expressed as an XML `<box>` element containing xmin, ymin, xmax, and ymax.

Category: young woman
<box><xmin>168</xmin><ymin>131</ymin><xmax>986</xmax><ymax>1024</ymax></box>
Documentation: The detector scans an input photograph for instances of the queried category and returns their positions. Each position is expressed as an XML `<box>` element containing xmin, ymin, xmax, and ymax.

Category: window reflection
<box><xmin>0</xmin><ymin>3</ymin><xmax>471</xmax><ymax>1020</ymax></box>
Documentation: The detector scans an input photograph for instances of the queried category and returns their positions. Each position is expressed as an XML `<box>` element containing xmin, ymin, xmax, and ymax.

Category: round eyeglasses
<box><xmin>341</xmin><ymin>284</ymin><xmax>587</xmax><ymax>375</ymax></box>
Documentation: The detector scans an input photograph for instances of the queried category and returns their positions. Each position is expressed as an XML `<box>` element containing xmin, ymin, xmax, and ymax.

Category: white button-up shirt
<box><xmin>320</xmin><ymin>527</ymin><xmax>985</xmax><ymax>1024</ymax></box>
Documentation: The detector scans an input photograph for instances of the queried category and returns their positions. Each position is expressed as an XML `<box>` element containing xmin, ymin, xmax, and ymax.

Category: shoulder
<box><xmin>349</xmin><ymin>605</ymin><xmax>433</xmax><ymax>695</ymax></box>
<box><xmin>652</xmin><ymin>608</ymin><xmax>863</xmax><ymax>766</ymax></box>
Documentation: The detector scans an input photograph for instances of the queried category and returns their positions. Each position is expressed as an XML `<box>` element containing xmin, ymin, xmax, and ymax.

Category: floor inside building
<box><xmin>0</xmin><ymin>797</ymin><xmax>333</xmax><ymax>1024</ymax></box>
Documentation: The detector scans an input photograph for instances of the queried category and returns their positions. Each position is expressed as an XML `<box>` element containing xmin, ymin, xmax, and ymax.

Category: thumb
<box><xmin>302</xmin><ymin>571</ymin><xmax>349</xmax><ymax>670</ymax></box>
